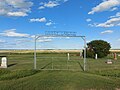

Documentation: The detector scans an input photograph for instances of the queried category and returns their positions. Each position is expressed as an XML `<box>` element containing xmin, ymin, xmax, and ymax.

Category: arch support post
<box><xmin>82</xmin><ymin>36</ymin><xmax>87</xmax><ymax>71</ymax></box>
<box><xmin>34</xmin><ymin>35</ymin><xmax>37</xmax><ymax>69</ymax></box>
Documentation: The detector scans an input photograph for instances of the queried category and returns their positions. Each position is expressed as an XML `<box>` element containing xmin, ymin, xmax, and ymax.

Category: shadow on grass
<box><xmin>41</xmin><ymin>62</ymin><xmax>52</xmax><ymax>69</ymax></box>
<box><xmin>8</xmin><ymin>63</ymin><xmax>17</xmax><ymax>67</ymax></box>
<box><xmin>77</xmin><ymin>62</ymin><xmax>84</xmax><ymax>71</ymax></box>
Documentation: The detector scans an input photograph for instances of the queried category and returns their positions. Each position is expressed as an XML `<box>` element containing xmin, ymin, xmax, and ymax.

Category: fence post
<box><xmin>67</xmin><ymin>56</ymin><xmax>68</xmax><ymax>70</ymax></box>
<box><xmin>52</xmin><ymin>57</ymin><xmax>53</xmax><ymax>70</ymax></box>
<box><xmin>34</xmin><ymin>35</ymin><xmax>37</xmax><ymax>69</ymax></box>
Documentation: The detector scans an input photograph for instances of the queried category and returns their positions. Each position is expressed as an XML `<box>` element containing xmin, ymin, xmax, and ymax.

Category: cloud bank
<box><xmin>88</xmin><ymin>0</ymin><xmax>120</xmax><ymax>14</ymax></box>
<box><xmin>0</xmin><ymin>0</ymin><xmax>33</xmax><ymax>17</ymax></box>
<box><xmin>101</xmin><ymin>30</ymin><xmax>113</xmax><ymax>34</ymax></box>
<box><xmin>30</xmin><ymin>17</ymin><xmax>47</xmax><ymax>22</ymax></box>
<box><xmin>38</xmin><ymin>0</ymin><xmax>68</xmax><ymax>9</ymax></box>
<box><xmin>0</xmin><ymin>29</ymin><xmax>30</xmax><ymax>37</ymax></box>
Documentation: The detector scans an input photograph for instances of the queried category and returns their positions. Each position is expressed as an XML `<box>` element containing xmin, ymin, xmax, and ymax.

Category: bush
<box><xmin>86</xmin><ymin>50</ymin><xmax>95</xmax><ymax>58</ymax></box>
<box><xmin>87</xmin><ymin>40</ymin><xmax>111</xmax><ymax>58</ymax></box>
<box><xmin>83</xmin><ymin>49</ymin><xmax>95</xmax><ymax>58</ymax></box>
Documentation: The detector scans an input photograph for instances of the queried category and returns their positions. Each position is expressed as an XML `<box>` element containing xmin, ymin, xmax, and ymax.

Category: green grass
<box><xmin>0</xmin><ymin>69</ymin><xmax>38</xmax><ymax>81</ymax></box>
<box><xmin>0</xmin><ymin>52</ymin><xmax>120</xmax><ymax>90</ymax></box>
<box><xmin>0</xmin><ymin>70</ymin><xmax>120</xmax><ymax>90</ymax></box>
<box><xmin>0</xmin><ymin>70</ymin><xmax>119</xmax><ymax>90</ymax></box>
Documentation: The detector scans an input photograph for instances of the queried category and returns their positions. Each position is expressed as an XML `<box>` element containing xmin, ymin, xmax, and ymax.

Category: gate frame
<box><xmin>34</xmin><ymin>34</ymin><xmax>87</xmax><ymax>71</ymax></box>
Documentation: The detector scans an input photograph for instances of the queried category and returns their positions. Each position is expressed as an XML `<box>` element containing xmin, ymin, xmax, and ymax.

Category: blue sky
<box><xmin>0</xmin><ymin>0</ymin><xmax>120</xmax><ymax>49</ymax></box>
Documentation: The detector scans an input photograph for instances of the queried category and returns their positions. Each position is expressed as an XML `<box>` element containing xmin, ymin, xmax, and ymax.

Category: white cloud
<box><xmin>39</xmin><ymin>0</ymin><xmax>68</xmax><ymax>9</ymax></box>
<box><xmin>110</xmin><ymin>12</ymin><xmax>120</xmax><ymax>18</ymax></box>
<box><xmin>88</xmin><ymin>23</ymin><xmax>97</xmax><ymax>27</ymax></box>
<box><xmin>0</xmin><ymin>0</ymin><xmax>33</xmax><ymax>17</ymax></box>
<box><xmin>30</xmin><ymin>18</ymin><xmax>55</xmax><ymax>26</ymax></box>
<box><xmin>29</xmin><ymin>36</ymin><xmax>53</xmax><ymax>42</ymax></box>
<box><xmin>7</xmin><ymin>12</ymin><xmax>27</xmax><ymax>17</ymax></box>
<box><xmin>0</xmin><ymin>34</ymin><xmax>54</xmax><ymax>49</ymax></box>
<box><xmin>118</xmin><ymin>39</ymin><xmax>120</xmax><ymax>41</ymax></box>
<box><xmin>46</xmin><ymin>22</ymin><xmax>52</xmax><ymax>26</ymax></box>
<box><xmin>101</xmin><ymin>30</ymin><xmax>113</xmax><ymax>34</ymax></box>
<box><xmin>0</xmin><ymin>39</ymin><xmax>6</xmax><ymax>43</ymax></box>
<box><xmin>14</xmin><ymin>39</ymin><xmax>31</xmax><ymax>44</ymax></box>
<box><xmin>30</xmin><ymin>35</ymin><xmax>55</xmax><ymax>41</ymax></box>
<box><xmin>38</xmin><ymin>6</ymin><xmax>45</xmax><ymax>10</ymax></box>
<box><xmin>115</xmin><ymin>12</ymin><xmax>120</xmax><ymax>16</ymax></box>
<box><xmin>37</xmin><ymin>39</ymin><xmax>52</xmax><ymax>42</ymax></box>
<box><xmin>31</xmin><ymin>35</ymin><xmax>35</xmax><ymax>38</ymax></box>
<box><xmin>0</xmin><ymin>29</ymin><xmax>30</xmax><ymax>37</ymax></box>
<box><xmin>46</xmin><ymin>20</ymin><xmax>56</xmax><ymax>26</ymax></box>
<box><xmin>117</xmin><ymin>23</ymin><xmax>120</xmax><ymax>26</ymax></box>
<box><xmin>44</xmin><ymin>1</ymin><xmax>59</xmax><ymax>8</ymax></box>
<box><xmin>41</xmin><ymin>36</ymin><xmax>55</xmax><ymax>39</ymax></box>
<box><xmin>95</xmin><ymin>17</ymin><xmax>120</xmax><ymax>27</ymax></box>
<box><xmin>110</xmin><ymin>7</ymin><xmax>118</xmax><ymax>11</ymax></box>
<box><xmin>89</xmin><ymin>12</ymin><xmax>120</xmax><ymax>28</ymax></box>
<box><xmin>88</xmin><ymin>0</ymin><xmax>120</xmax><ymax>14</ymax></box>
<box><xmin>38</xmin><ymin>1</ymin><xmax>59</xmax><ymax>9</ymax></box>
<box><xmin>66</xmin><ymin>37</ymin><xmax>70</xmax><ymax>39</ymax></box>
<box><xmin>118</xmin><ymin>38</ymin><xmax>120</xmax><ymax>41</ymax></box>
<box><xmin>86</xmin><ymin>18</ymin><xmax>92</xmax><ymax>22</ymax></box>
<box><xmin>30</xmin><ymin>17</ymin><xmax>47</xmax><ymax>22</ymax></box>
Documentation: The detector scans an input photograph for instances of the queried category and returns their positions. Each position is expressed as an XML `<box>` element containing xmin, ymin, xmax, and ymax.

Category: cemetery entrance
<box><xmin>34</xmin><ymin>31</ymin><xmax>87</xmax><ymax>71</ymax></box>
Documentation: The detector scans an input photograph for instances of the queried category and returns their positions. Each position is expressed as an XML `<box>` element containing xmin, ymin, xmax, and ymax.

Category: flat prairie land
<box><xmin>0</xmin><ymin>49</ymin><xmax>120</xmax><ymax>53</ymax></box>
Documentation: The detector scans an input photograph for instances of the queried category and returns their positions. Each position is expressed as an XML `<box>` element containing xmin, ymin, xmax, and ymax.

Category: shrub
<box><xmin>87</xmin><ymin>40</ymin><xmax>111</xmax><ymax>58</ymax></box>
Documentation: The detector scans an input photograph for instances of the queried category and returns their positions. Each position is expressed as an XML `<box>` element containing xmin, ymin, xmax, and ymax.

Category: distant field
<box><xmin>0</xmin><ymin>49</ymin><xmax>82</xmax><ymax>53</ymax></box>
<box><xmin>0</xmin><ymin>51</ymin><xmax>120</xmax><ymax>90</ymax></box>
<box><xmin>0</xmin><ymin>49</ymin><xmax>120</xmax><ymax>53</ymax></box>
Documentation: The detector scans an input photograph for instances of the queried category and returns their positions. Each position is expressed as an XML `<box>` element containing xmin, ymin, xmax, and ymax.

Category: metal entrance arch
<box><xmin>34</xmin><ymin>31</ymin><xmax>87</xmax><ymax>71</ymax></box>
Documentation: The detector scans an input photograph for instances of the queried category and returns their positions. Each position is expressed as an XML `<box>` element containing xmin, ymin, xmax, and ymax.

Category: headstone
<box><xmin>106</xmin><ymin>59</ymin><xmax>112</xmax><ymax>64</ymax></box>
<box><xmin>1</xmin><ymin>57</ymin><xmax>7</xmax><ymax>68</ymax></box>
<box><xmin>68</xmin><ymin>53</ymin><xmax>70</xmax><ymax>60</ymax></box>
<box><xmin>118</xmin><ymin>54</ymin><xmax>120</xmax><ymax>57</ymax></box>
<box><xmin>114</xmin><ymin>53</ymin><xmax>117</xmax><ymax>60</ymax></box>
<box><xmin>95</xmin><ymin>54</ymin><xmax>97</xmax><ymax>60</ymax></box>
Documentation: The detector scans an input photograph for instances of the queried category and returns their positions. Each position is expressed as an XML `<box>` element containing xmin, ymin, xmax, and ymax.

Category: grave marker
<box><xmin>1</xmin><ymin>57</ymin><xmax>7</xmax><ymax>68</ymax></box>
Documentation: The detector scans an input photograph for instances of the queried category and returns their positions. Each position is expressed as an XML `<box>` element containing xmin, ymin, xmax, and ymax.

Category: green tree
<box><xmin>87</xmin><ymin>40</ymin><xmax>111</xmax><ymax>58</ymax></box>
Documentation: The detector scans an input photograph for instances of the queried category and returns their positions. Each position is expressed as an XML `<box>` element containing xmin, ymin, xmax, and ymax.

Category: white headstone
<box><xmin>1</xmin><ymin>57</ymin><xmax>7</xmax><ymax>68</ymax></box>
<box><xmin>68</xmin><ymin>53</ymin><xmax>70</xmax><ymax>60</ymax></box>
<box><xmin>95</xmin><ymin>54</ymin><xmax>98</xmax><ymax>60</ymax></box>
<box><xmin>106</xmin><ymin>59</ymin><xmax>112</xmax><ymax>64</ymax></box>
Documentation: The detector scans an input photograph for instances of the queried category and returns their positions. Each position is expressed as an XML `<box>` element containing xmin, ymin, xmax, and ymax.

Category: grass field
<box><xmin>0</xmin><ymin>51</ymin><xmax>120</xmax><ymax>90</ymax></box>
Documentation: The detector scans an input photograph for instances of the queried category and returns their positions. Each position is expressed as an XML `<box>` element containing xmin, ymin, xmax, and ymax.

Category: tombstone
<box><xmin>114</xmin><ymin>53</ymin><xmax>117</xmax><ymax>60</ymax></box>
<box><xmin>106</xmin><ymin>59</ymin><xmax>112</xmax><ymax>64</ymax></box>
<box><xmin>67</xmin><ymin>53</ymin><xmax>70</xmax><ymax>60</ymax></box>
<box><xmin>95</xmin><ymin>54</ymin><xmax>98</xmax><ymax>60</ymax></box>
<box><xmin>1</xmin><ymin>57</ymin><xmax>7</xmax><ymax>68</ymax></box>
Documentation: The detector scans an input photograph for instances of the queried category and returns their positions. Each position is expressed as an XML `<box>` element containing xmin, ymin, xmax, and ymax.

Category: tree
<box><xmin>87</xmin><ymin>40</ymin><xmax>111</xmax><ymax>58</ymax></box>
